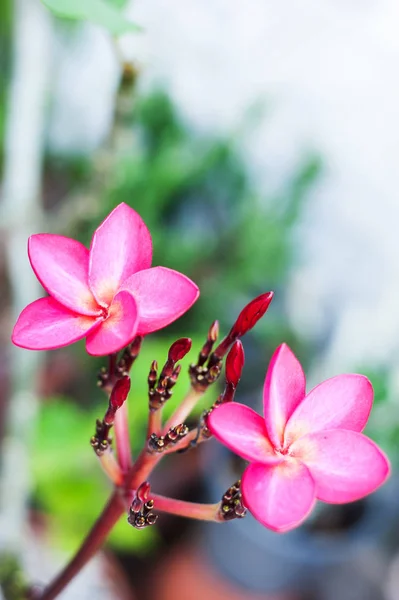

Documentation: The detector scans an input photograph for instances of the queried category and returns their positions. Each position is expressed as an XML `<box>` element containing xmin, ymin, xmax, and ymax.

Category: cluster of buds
<box><xmin>148</xmin><ymin>424</ymin><xmax>189</xmax><ymax>453</ymax></box>
<box><xmin>90</xmin><ymin>376</ymin><xmax>131</xmax><ymax>455</ymax></box>
<box><xmin>208</xmin><ymin>292</ymin><xmax>273</xmax><ymax>367</ymax></box>
<box><xmin>90</xmin><ymin>419</ymin><xmax>112</xmax><ymax>456</ymax></box>
<box><xmin>219</xmin><ymin>480</ymin><xmax>247</xmax><ymax>521</ymax></box>
<box><xmin>178</xmin><ymin>341</ymin><xmax>246</xmax><ymax>453</ymax></box>
<box><xmin>189</xmin><ymin>292</ymin><xmax>273</xmax><ymax>392</ymax></box>
<box><xmin>98</xmin><ymin>336</ymin><xmax>143</xmax><ymax>390</ymax></box>
<box><xmin>148</xmin><ymin>338</ymin><xmax>192</xmax><ymax>411</ymax></box>
<box><xmin>103</xmin><ymin>376</ymin><xmax>131</xmax><ymax>426</ymax></box>
<box><xmin>215</xmin><ymin>339</ymin><xmax>245</xmax><ymax>405</ymax></box>
<box><xmin>200</xmin><ymin>341</ymin><xmax>245</xmax><ymax>439</ymax></box>
<box><xmin>189</xmin><ymin>321</ymin><xmax>222</xmax><ymax>392</ymax></box>
<box><xmin>128</xmin><ymin>483</ymin><xmax>158</xmax><ymax>529</ymax></box>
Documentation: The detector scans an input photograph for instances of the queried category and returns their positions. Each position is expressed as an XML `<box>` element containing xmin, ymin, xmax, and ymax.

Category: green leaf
<box><xmin>41</xmin><ymin>0</ymin><xmax>141</xmax><ymax>36</ymax></box>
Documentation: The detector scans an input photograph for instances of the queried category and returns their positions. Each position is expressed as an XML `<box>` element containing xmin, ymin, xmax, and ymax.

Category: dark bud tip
<box><xmin>146</xmin><ymin>512</ymin><xmax>158</xmax><ymax>526</ymax></box>
<box><xmin>109</xmin><ymin>375</ymin><xmax>131</xmax><ymax>410</ymax></box>
<box><xmin>130</xmin><ymin>497</ymin><xmax>142</xmax><ymax>514</ymax></box>
<box><xmin>130</xmin><ymin>335</ymin><xmax>144</xmax><ymax>355</ymax></box>
<box><xmin>230</xmin><ymin>291</ymin><xmax>274</xmax><ymax>338</ymax></box>
<box><xmin>219</xmin><ymin>479</ymin><xmax>247</xmax><ymax>521</ymax></box>
<box><xmin>208</xmin><ymin>320</ymin><xmax>219</xmax><ymax>342</ymax></box>
<box><xmin>168</xmin><ymin>338</ymin><xmax>192</xmax><ymax>362</ymax></box>
<box><xmin>225</xmin><ymin>340</ymin><xmax>245</xmax><ymax>387</ymax></box>
<box><xmin>173</xmin><ymin>363</ymin><xmax>182</xmax><ymax>375</ymax></box>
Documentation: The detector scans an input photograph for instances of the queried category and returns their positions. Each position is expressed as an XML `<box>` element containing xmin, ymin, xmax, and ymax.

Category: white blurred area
<box><xmin>48</xmin><ymin>0</ymin><xmax>399</xmax><ymax>378</ymax></box>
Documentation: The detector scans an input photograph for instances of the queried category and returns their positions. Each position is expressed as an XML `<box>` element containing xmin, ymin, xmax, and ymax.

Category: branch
<box><xmin>36</xmin><ymin>492</ymin><xmax>124</xmax><ymax>600</ymax></box>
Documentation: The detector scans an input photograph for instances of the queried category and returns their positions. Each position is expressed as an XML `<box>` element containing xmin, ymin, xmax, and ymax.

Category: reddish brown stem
<box><xmin>152</xmin><ymin>493</ymin><xmax>221</xmax><ymax>521</ymax></box>
<box><xmin>126</xmin><ymin>448</ymin><xmax>161</xmax><ymax>490</ymax></box>
<box><xmin>114</xmin><ymin>400</ymin><xmax>132</xmax><ymax>471</ymax></box>
<box><xmin>36</xmin><ymin>492</ymin><xmax>124</xmax><ymax>600</ymax></box>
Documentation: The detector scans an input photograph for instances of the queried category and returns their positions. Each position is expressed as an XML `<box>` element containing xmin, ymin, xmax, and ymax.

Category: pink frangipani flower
<box><xmin>12</xmin><ymin>203</ymin><xmax>199</xmax><ymax>356</ymax></box>
<box><xmin>208</xmin><ymin>343</ymin><xmax>390</xmax><ymax>532</ymax></box>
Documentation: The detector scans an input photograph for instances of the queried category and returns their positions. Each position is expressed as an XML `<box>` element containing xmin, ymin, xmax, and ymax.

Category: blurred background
<box><xmin>1</xmin><ymin>0</ymin><xmax>399</xmax><ymax>599</ymax></box>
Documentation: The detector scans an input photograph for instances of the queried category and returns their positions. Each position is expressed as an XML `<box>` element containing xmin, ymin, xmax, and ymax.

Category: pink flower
<box><xmin>208</xmin><ymin>343</ymin><xmax>390</xmax><ymax>532</ymax></box>
<box><xmin>12</xmin><ymin>203</ymin><xmax>199</xmax><ymax>356</ymax></box>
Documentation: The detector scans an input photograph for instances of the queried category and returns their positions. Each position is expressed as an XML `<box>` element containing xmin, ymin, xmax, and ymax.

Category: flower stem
<box><xmin>36</xmin><ymin>491</ymin><xmax>125</xmax><ymax>600</ymax></box>
<box><xmin>97</xmin><ymin>450</ymin><xmax>123</xmax><ymax>485</ymax></box>
<box><xmin>147</xmin><ymin>408</ymin><xmax>162</xmax><ymax>438</ymax></box>
<box><xmin>126</xmin><ymin>447</ymin><xmax>161</xmax><ymax>490</ymax></box>
<box><xmin>36</xmin><ymin>445</ymin><xmax>162</xmax><ymax>599</ymax></box>
<box><xmin>114</xmin><ymin>400</ymin><xmax>132</xmax><ymax>471</ymax></box>
<box><xmin>35</xmin><ymin>376</ymin><xmax>208</xmax><ymax>598</ymax></box>
<box><xmin>162</xmin><ymin>387</ymin><xmax>203</xmax><ymax>433</ymax></box>
<box><xmin>152</xmin><ymin>493</ymin><xmax>221</xmax><ymax>522</ymax></box>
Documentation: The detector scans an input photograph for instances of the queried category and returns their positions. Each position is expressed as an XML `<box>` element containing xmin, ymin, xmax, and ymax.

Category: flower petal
<box><xmin>28</xmin><ymin>234</ymin><xmax>99</xmax><ymax>316</ymax></box>
<box><xmin>122</xmin><ymin>267</ymin><xmax>199</xmax><ymax>335</ymax></box>
<box><xmin>242</xmin><ymin>461</ymin><xmax>316</xmax><ymax>532</ymax></box>
<box><xmin>12</xmin><ymin>297</ymin><xmax>100</xmax><ymax>350</ymax></box>
<box><xmin>85</xmin><ymin>290</ymin><xmax>138</xmax><ymax>356</ymax></box>
<box><xmin>88</xmin><ymin>203</ymin><xmax>152</xmax><ymax>305</ymax></box>
<box><xmin>263</xmin><ymin>344</ymin><xmax>306</xmax><ymax>448</ymax></box>
<box><xmin>207</xmin><ymin>403</ymin><xmax>282</xmax><ymax>465</ymax></box>
<box><xmin>284</xmin><ymin>374</ymin><xmax>373</xmax><ymax>444</ymax></box>
<box><xmin>290</xmin><ymin>430</ymin><xmax>390</xmax><ymax>503</ymax></box>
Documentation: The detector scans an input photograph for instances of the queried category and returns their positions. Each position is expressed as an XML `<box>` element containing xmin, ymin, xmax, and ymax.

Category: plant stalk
<box><xmin>152</xmin><ymin>493</ymin><xmax>221</xmax><ymax>522</ymax></box>
<box><xmin>36</xmin><ymin>492</ymin><xmax>124</xmax><ymax>600</ymax></box>
<box><xmin>98</xmin><ymin>450</ymin><xmax>123</xmax><ymax>485</ymax></box>
<box><xmin>114</xmin><ymin>401</ymin><xmax>132</xmax><ymax>472</ymax></box>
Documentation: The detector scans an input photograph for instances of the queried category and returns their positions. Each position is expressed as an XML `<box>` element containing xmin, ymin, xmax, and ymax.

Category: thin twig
<box><xmin>114</xmin><ymin>401</ymin><xmax>132</xmax><ymax>471</ymax></box>
<box><xmin>36</xmin><ymin>492</ymin><xmax>125</xmax><ymax>600</ymax></box>
<box><xmin>152</xmin><ymin>493</ymin><xmax>221</xmax><ymax>522</ymax></box>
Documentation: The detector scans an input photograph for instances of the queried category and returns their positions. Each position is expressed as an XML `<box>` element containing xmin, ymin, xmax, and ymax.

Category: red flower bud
<box><xmin>137</xmin><ymin>481</ymin><xmax>151</xmax><ymax>502</ymax></box>
<box><xmin>168</xmin><ymin>338</ymin><xmax>192</xmax><ymax>362</ymax></box>
<box><xmin>109</xmin><ymin>375</ymin><xmax>131</xmax><ymax>410</ymax></box>
<box><xmin>225</xmin><ymin>340</ymin><xmax>245</xmax><ymax>387</ymax></box>
<box><xmin>130</xmin><ymin>496</ymin><xmax>142</xmax><ymax>513</ymax></box>
<box><xmin>230</xmin><ymin>292</ymin><xmax>274</xmax><ymax>338</ymax></box>
<box><xmin>130</xmin><ymin>335</ymin><xmax>144</xmax><ymax>357</ymax></box>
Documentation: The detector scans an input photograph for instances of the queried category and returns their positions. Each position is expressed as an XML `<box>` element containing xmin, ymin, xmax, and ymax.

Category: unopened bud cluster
<box><xmin>219</xmin><ymin>480</ymin><xmax>247</xmax><ymax>521</ymax></box>
<box><xmin>189</xmin><ymin>321</ymin><xmax>222</xmax><ymax>392</ymax></box>
<box><xmin>94</xmin><ymin>292</ymin><xmax>273</xmax><ymax>530</ymax></box>
<box><xmin>148</xmin><ymin>338</ymin><xmax>191</xmax><ymax>411</ymax></box>
<box><xmin>91</xmin><ymin>376</ymin><xmax>131</xmax><ymax>455</ymax></box>
<box><xmin>90</xmin><ymin>419</ymin><xmax>112</xmax><ymax>456</ymax></box>
<box><xmin>208</xmin><ymin>292</ymin><xmax>273</xmax><ymax>367</ymax></box>
<box><xmin>148</xmin><ymin>424</ymin><xmax>189</xmax><ymax>453</ymax></box>
<box><xmin>190</xmin><ymin>293</ymin><xmax>272</xmax><ymax>392</ymax></box>
<box><xmin>200</xmin><ymin>341</ymin><xmax>245</xmax><ymax>439</ymax></box>
<box><xmin>98</xmin><ymin>336</ymin><xmax>143</xmax><ymax>390</ymax></box>
<box><xmin>128</xmin><ymin>483</ymin><xmax>158</xmax><ymax>529</ymax></box>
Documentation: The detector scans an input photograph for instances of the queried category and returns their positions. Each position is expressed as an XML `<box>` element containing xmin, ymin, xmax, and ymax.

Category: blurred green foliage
<box><xmin>74</xmin><ymin>89</ymin><xmax>321</xmax><ymax>345</ymax></box>
<box><xmin>0</xmin><ymin>554</ymin><xmax>29</xmax><ymax>600</ymax></box>
<box><xmin>0</xmin><ymin>0</ymin><xmax>12</xmax><ymax>167</ymax></box>
<box><xmin>41</xmin><ymin>0</ymin><xmax>140</xmax><ymax>35</ymax></box>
